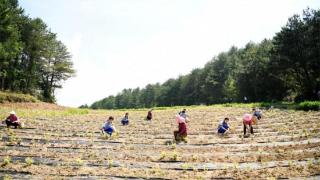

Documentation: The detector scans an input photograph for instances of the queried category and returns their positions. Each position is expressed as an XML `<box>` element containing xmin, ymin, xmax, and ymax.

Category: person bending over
<box><xmin>174</xmin><ymin>115</ymin><xmax>188</xmax><ymax>143</ymax></box>
<box><xmin>243</xmin><ymin>113</ymin><xmax>254</xmax><ymax>137</ymax></box>
<box><xmin>217</xmin><ymin>117</ymin><xmax>230</xmax><ymax>135</ymax></box>
<box><xmin>121</xmin><ymin>112</ymin><xmax>129</xmax><ymax>125</ymax></box>
<box><xmin>101</xmin><ymin>116</ymin><xmax>116</xmax><ymax>136</ymax></box>
<box><xmin>146</xmin><ymin>109</ymin><xmax>153</xmax><ymax>120</ymax></box>
<box><xmin>4</xmin><ymin>111</ymin><xmax>21</xmax><ymax>129</ymax></box>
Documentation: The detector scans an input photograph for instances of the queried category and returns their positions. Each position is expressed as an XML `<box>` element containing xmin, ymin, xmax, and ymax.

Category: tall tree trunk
<box><xmin>1</xmin><ymin>78</ymin><xmax>4</xmax><ymax>90</ymax></box>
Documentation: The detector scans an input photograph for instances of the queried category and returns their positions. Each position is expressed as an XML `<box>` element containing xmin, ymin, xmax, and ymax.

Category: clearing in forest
<box><xmin>0</xmin><ymin>103</ymin><xmax>320</xmax><ymax>179</ymax></box>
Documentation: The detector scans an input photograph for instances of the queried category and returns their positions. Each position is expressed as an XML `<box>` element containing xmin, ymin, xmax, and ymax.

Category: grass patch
<box><xmin>0</xmin><ymin>91</ymin><xmax>39</xmax><ymax>103</ymax></box>
<box><xmin>0</xmin><ymin>107</ymin><xmax>89</xmax><ymax>120</ymax></box>
<box><xmin>66</xmin><ymin>108</ymin><xmax>89</xmax><ymax>115</ymax></box>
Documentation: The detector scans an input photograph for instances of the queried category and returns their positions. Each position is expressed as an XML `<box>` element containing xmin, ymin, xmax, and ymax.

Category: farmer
<box><xmin>146</xmin><ymin>109</ymin><xmax>153</xmax><ymax>120</ymax></box>
<box><xmin>121</xmin><ymin>112</ymin><xmax>129</xmax><ymax>125</ymax></box>
<box><xmin>174</xmin><ymin>115</ymin><xmax>188</xmax><ymax>143</ymax></box>
<box><xmin>243</xmin><ymin>113</ymin><xmax>254</xmax><ymax>136</ymax></box>
<box><xmin>101</xmin><ymin>116</ymin><xmax>116</xmax><ymax>136</ymax></box>
<box><xmin>252</xmin><ymin>108</ymin><xmax>262</xmax><ymax>120</ymax></box>
<box><xmin>217</xmin><ymin>117</ymin><xmax>230</xmax><ymax>135</ymax></box>
<box><xmin>4</xmin><ymin>111</ymin><xmax>21</xmax><ymax>129</ymax></box>
<box><xmin>178</xmin><ymin>108</ymin><xmax>188</xmax><ymax>119</ymax></box>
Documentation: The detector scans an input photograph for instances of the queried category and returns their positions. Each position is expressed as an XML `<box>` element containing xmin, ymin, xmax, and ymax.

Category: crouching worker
<box><xmin>174</xmin><ymin>115</ymin><xmax>188</xmax><ymax>143</ymax></box>
<box><xmin>252</xmin><ymin>108</ymin><xmax>262</xmax><ymax>120</ymax></box>
<box><xmin>243</xmin><ymin>113</ymin><xmax>254</xmax><ymax>137</ymax></box>
<box><xmin>146</xmin><ymin>109</ymin><xmax>153</xmax><ymax>120</ymax></box>
<box><xmin>101</xmin><ymin>116</ymin><xmax>116</xmax><ymax>136</ymax></box>
<box><xmin>121</xmin><ymin>112</ymin><xmax>129</xmax><ymax>125</ymax></box>
<box><xmin>217</xmin><ymin>117</ymin><xmax>230</xmax><ymax>135</ymax></box>
<box><xmin>4</xmin><ymin>111</ymin><xmax>21</xmax><ymax>129</ymax></box>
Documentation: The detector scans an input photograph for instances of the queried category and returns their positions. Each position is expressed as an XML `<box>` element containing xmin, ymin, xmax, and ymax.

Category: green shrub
<box><xmin>297</xmin><ymin>101</ymin><xmax>320</xmax><ymax>111</ymax></box>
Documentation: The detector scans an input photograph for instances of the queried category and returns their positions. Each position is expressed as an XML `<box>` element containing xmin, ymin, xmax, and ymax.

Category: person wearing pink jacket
<box><xmin>243</xmin><ymin>113</ymin><xmax>254</xmax><ymax>136</ymax></box>
<box><xmin>174</xmin><ymin>114</ymin><xmax>188</xmax><ymax>143</ymax></box>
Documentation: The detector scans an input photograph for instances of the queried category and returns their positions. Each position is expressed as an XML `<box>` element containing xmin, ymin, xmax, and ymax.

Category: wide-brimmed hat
<box><xmin>243</xmin><ymin>113</ymin><xmax>252</xmax><ymax>122</ymax></box>
<box><xmin>10</xmin><ymin>111</ymin><xmax>16</xmax><ymax>115</ymax></box>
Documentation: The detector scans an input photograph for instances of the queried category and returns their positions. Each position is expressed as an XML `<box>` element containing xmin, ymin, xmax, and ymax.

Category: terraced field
<box><xmin>0</xmin><ymin>104</ymin><xmax>320</xmax><ymax>179</ymax></box>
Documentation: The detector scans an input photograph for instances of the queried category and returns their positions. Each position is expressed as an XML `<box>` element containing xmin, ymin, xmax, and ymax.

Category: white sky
<box><xmin>19</xmin><ymin>0</ymin><xmax>320</xmax><ymax>107</ymax></box>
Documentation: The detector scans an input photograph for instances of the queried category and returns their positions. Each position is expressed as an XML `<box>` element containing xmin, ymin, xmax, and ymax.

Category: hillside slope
<box><xmin>0</xmin><ymin>106</ymin><xmax>319</xmax><ymax>179</ymax></box>
<box><xmin>0</xmin><ymin>91</ymin><xmax>39</xmax><ymax>103</ymax></box>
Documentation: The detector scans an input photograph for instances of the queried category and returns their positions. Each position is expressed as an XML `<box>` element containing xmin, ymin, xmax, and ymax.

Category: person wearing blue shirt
<box><xmin>121</xmin><ymin>112</ymin><xmax>129</xmax><ymax>125</ymax></box>
<box><xmin>217</xmin><ymin>117</ymin><xmax>230</xmax><ymax>134</ymax></box>
<box><xmin>252</xmin><ymin>108</ymin><xmax>262</xmax><ymax>120</ymax></box>
<box><xmin>101</xmin><ymin>116</ymin><xmax>116</xmax><ymax>136</ymax></box>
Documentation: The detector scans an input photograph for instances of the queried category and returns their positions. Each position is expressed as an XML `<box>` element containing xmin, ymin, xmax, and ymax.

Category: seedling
<box><xmin>3</xmin><ymin>175</ymin><xmax>12</xmax><ymax>180</ymax></box>
<box><xmin>288</xmin><ymin>160</ymin><xmax>293</xmax><ymax>168</ymax></box>
<box><xmin>183</xmin><ymin>137</ymin><xmax>188</xmax><ymax>143</ymax></box>
<box><xmin>108</xmin><ymin>159</ymin><xmax>113</xmax><ymax>168</ymax></box>
<box><xmin>181</xmin><ymin>163</ymin><xmax>189</xmax><ymax>172</ymax></box>
<box><xmin>171</xmin><ymin>143</ymin><xmax>176</xmax><ymax>150</ymax></box>
<box><xmin>160</xmin><ymin>151</ymin><xmax>167</xmax><ymax>160</ymax></box>
<box><xmin>245</xmin><ymin>166</ymin><xmax>251</xmax><ymax>171</ymax></box>
<box><xmin>203</xmin><ymin>165</ymin><xmax>208</xmax><ymax>172</ymax></box>
<box><xmin>25</xmin><ymin>157</ymin><xmax>34</xmax><ymax>166</ymax></box>
<box><xmin>8</xmin><ymin>134</ymin><xmax>17</xmax><ymax>143</ymax></box>
<box><xmin>191</xmin><ymin>154</ymin><xmax>198</xmax><ymax>161</ymax></box>
<box><xmin>196</xmin><ymin>176</ymin><xmax>204</xmax><ymax>180</ymax></box>
<box><xmin>233</xmin><ymin>162</ymin><xmax>239</xmax><ymax>169</ymax></box>
<box><xmin>87</xmin><ymin>132</ymin><xmax>93</xmax><ymax>138</ymax></box>
<box><xmin>76</xmin><ymin>158</ymin><xmax>84</xmax><ymax>166</ymax></box>
<box><xmin>102</xmin><ymin>134</ymin><xmax>110</xmax><ymax>140</ymax></box>
<box><xmin>2</xmin><ymin>156</ymin><xmax>11</xmax><ymax>166</ymax></box>
<box><xmin>307</xmin><ymin>159</ymin><xmax>313</xmax><ymax>168</ymax></box>
<box><xmin>44</xmin><ymin>133</ymin><xmax>50</xmax><ymax>144</ymax></box>
<box><xmin>192</xmin><ymin>166</ymin><xmax>198</xmax><ymax>172</ymax></box>
<box><xmin>172</xmin><ymin>151</ymin><xmax>178</xmax><ymax>161</ymax></box>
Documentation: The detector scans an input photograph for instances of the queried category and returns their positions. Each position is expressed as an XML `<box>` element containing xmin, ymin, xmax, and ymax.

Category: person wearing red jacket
<box><xmin>4</xmin><ymin>111</ymin><xmax>21</xmax><ymax>128</ymax></box>
<box><xmin>146</xmin><ymin>109</ymin><xmax>153</xmax><ymax>120</ymax></box>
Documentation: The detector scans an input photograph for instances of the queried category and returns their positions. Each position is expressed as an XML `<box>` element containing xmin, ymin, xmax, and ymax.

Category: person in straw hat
<box><xmin>4</xmin><ymin>111</ymin><xmax>21</xmax><ymax>129</ymax></box>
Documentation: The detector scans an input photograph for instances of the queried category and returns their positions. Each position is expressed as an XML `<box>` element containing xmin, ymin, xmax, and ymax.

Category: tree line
<box><xmin>89</xmin><ymin>8</ymin><xmax>320</xmax><ymax>109</ymax></box>
<box><xmin>0</xmin><ymin>0</ymin><xmax>75</xmax><ymax>102</ymax></box>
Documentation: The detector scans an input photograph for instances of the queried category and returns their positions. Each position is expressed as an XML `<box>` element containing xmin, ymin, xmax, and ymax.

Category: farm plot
<box><xmin>0</xmin><ymin>104</ymin><xmax>320</xmax><ymax>179</ymax></box>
